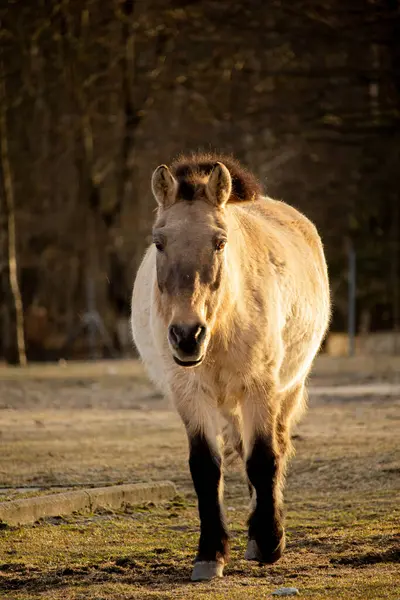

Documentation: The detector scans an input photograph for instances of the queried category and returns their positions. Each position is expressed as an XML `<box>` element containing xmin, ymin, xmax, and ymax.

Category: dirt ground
<box><xmin>0</xmin><ymin>364</ymin><xmax>399</xmax><ymax>599</ymax></box>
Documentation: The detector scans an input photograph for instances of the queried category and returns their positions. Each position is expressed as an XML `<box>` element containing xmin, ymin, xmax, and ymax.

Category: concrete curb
<box><xmin>1</xmin><ymin>356</ymin><xmax>400</xmax><ymax>382</ymax></box>
<box><xmin>0</xmin><ymin>359</ymin><xmax>145</xmax><ymax>381</ymax></box>
<box><xmin>314</xmin><ymin>355</ymin><xmax>400</xmax><ymax>377</ymax></box>
<box><xmin>0</xmin><ymin>482</ymin><xmax>177</xmax><ymax>526</ymax></box>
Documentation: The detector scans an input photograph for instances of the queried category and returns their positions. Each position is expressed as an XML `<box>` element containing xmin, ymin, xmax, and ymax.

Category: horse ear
<box><xmin>206</xmin><ymin>162</ymin><xmax>232</xmax><ymax>207</ymax></box>
<box><xmin>151</xmin><ymin>165</ymin><xmax>178</xmax><ymax>208</ymax></box>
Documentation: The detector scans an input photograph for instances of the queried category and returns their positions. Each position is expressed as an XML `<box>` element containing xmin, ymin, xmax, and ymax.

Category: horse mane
<box><xmin>170</xmin><ymin>152</ymin><xmax>263</xmax><ymax>203</ymax></box>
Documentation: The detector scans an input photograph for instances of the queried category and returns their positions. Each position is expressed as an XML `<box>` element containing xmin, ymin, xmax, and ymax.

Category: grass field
<box><xmin>0</xmin><ymin>364</ymin><xmax>399</xmax><ymax>599</ymax></box>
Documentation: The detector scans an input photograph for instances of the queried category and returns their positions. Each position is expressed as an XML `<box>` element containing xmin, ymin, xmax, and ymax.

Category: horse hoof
<box><xmin>244</xmin><ymin>537</ymin><xmax>285</xmax><ymax>564</ymax></box>
<box><xmin>191</xmin><ymin>560</ymin><xmax>224</xmax><ymax>581</ymax></box>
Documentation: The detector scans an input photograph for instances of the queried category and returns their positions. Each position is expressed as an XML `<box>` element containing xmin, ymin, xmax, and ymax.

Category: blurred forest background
<box><xmin>0</xmin><ymin>0</ymin><xmax>399</xmax><ymax>362</ymax></box>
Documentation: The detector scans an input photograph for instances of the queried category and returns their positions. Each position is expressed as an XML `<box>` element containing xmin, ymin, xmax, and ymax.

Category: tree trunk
<box><xmin>0</xmin><ymin>57</ymin><xmax>27</xmax><ymax>365</ymax></box>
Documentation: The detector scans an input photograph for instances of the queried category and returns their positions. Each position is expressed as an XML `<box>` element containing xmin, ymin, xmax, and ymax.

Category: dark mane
<box><xmin>170</xmin><ymin>152</ymin><xmax>263</xmax><ymax>203</ymax></box>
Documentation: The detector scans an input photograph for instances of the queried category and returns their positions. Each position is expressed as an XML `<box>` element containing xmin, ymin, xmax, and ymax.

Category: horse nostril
<box><xmin>169</xmin><ymin>325</ymin><xmax>181</xmax><ymax>346</ymax></box>
<box><xmin>194</xmin><ymin>325</ymin><xmax>206</xmax><ymax>343</ymax></box>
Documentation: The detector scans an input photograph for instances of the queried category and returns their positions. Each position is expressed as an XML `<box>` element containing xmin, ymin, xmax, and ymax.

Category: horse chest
<box><xmin>214</xmin><ymin>369</ymin><xmax>245</xmax><ymax>412</ymax></box>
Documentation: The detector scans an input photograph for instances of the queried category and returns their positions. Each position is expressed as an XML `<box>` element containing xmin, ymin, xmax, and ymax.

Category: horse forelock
<box><xmin>170</xmin><ymin>152</ymin><xmax>263</xmax><ymax>203</ymax></box>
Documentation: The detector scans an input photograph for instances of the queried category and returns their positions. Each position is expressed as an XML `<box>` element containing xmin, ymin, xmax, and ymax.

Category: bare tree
<box><xmin>0</xmin><ymin>54</ymin><xmax>27</xmax><ymax>365</ymax></box>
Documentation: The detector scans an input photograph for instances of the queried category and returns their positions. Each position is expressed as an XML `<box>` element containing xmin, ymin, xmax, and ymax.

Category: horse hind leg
<box><xmin>276</xmin><ymin>383</ymin><xmax>307</xmax><ymax>460</ymax></box>
<box><xmin>222</xmin><ymin>416</ymin><xmax>254</xmax><ymax>498</ymax></box>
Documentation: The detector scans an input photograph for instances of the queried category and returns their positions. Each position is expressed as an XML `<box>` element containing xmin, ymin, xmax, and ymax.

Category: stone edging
<box><xmin>0</xmin><ymin>482</ymin><xmax>176</xmax><ymax>526</ymax></box>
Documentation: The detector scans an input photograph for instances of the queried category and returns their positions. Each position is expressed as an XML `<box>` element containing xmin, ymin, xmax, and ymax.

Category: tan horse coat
<box><xmin>131</xmin><ymin>154</ymin><xmax>330</xmax><ymax>581</ymax></box>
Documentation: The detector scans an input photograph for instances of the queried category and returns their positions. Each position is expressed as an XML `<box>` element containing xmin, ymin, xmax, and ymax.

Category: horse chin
<box><xmin>173</xmin><ymin>355</ymin><xmax>204</xmax><ymax>368</ymax></box>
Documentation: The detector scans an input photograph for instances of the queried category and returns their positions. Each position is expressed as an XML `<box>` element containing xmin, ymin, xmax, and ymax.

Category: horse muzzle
<box><xmin>168</xmin><ymin>323</ymin><xmax>207</xmax><ymax>367</ymax></box>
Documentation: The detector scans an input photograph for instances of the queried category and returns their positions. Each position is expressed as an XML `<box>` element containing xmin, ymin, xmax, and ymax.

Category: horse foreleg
<box><xmin>177</xmin><ymin>401</ymin><xmax>229</xmax><ymax>581</ymax></box>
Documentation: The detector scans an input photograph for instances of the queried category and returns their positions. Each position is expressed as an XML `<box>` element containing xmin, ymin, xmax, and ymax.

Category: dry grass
<box><xmin>0</xmin><ymin>367</ymin><xmax>399</xmax><ymax>599</ymax></box>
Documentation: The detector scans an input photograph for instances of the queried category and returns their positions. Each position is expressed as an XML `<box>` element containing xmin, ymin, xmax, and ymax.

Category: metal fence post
<box><xmin>348</xmin><ymin>242</ymin><xmax>356</xmax><ymax>357</ymax></box>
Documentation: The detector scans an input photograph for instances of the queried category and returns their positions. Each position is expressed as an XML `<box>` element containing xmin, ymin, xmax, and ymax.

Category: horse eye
<box><xmin>215</xmin><ymin>239</ymin><xmax>227</xmax><ymax>252</ymax></box>
<box><xmin>155</xmin><ymin>241</ymin><xmax>164</xmax><ymax>252</ymax></box>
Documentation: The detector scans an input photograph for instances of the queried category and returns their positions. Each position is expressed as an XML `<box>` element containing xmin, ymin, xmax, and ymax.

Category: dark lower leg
<box><xmin>189</xmin><ymin>433</ymin><xmax>229</xmax><ymax>563</ymax></box>
<box><xmin>246</xmin><ymin>434</ymin><xmax>285</xmax><ymax>563</ymax></box>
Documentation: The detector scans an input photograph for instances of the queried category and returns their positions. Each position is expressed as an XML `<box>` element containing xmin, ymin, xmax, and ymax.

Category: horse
<box><xmin>131</xmin><ymin>152</ymin><xmax>330</xmax><ymax>581</ymax></box>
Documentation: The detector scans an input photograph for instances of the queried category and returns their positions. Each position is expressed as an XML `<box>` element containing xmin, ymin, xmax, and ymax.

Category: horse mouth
<box><xmin>173</xmin><ymin>356</ymin><xmax>204</xmax><ymax>368</ymax></box>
